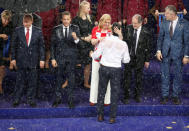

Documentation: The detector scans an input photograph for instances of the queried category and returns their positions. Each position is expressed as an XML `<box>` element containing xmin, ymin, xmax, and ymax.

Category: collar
<box><xmin>137</xmin><ymin>26</ymin><xmax>142</xmax><ymax>32</ymax></box>
<box><xmin>25</xmin><ymin>25</ymin><xmax>32</xmax><ymax>31</ymax></box>
<box><xmin>63</xmin><ymin>24</ymin><xmax>70</xmax><ymax>29</ymax></box>
<box><xmin>172</xmin><ymin>16</ymin><xmax>178</xmax><ymax>24</ymax></box>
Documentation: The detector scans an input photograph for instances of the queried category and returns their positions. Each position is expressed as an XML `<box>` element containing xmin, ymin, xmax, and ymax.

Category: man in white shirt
<box><xmin>91</xmin><ymin>23</ymin><xmax>130</xmax><ymax>123</ymax></box>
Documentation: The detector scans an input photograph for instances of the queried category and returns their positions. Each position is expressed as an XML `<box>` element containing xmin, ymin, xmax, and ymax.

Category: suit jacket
<box><xmin>157</xmin><ymin>18</ymin><xmax>189</xmax><ymax>59</ymax></box>
<box><xmin>50</xmin><ymin>24</ymin><xmax>80</xmax><ymax>65</ymax></box>
<box><xmin>11</xmin><ymin>26</ymin><xmax>45</xmax><ymax>69</ymax></box>
<box><xmin>0</xmin><ymin>18</ymin><xmax>13</xmax><ymax>50</ymax></box>
<box><xmin>123</xmin><ymin>25</ymin><xmax>152</xmax><ymax>68</ymax></box>
<box><xmin>184</xmin><ymin>13</ymin><xmax>189</xmax><ymax>21</ymax></box>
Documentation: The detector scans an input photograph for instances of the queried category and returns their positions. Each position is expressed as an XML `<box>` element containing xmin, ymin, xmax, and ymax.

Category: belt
<box><xmin>100</xmin><ymin>64</ymin><xmax>122</xmax><ymax>69</ymax></box>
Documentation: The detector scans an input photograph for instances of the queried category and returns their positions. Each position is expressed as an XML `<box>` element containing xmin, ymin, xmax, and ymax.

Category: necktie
<box><xmin>134</xmin><ymin>29</ymin><xmax>138</xmax><ymax>54</ymax></box>
<box><xmin>170</xmin><ymin>21</ymin><xmax>173</xmax><ymax>38</ymax></box>
<box><xmin>131</xmin><ymin>29</ymin><xmax>137</xmax><ymax>56</ymax></box>
<box><xmin>26</xmin><ymin>28</ymin><xmax>29</xmax><ymax>46</ymax></box>
<box><xmin>65</xmin><ymin>27</ymin><xmax>68</xmax><ymax>39</ymax></box>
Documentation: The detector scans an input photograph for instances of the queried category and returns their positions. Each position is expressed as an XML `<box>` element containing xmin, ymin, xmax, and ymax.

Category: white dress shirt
<box><xmin>24</xmin><ymin>25</ymin><xmax>32</xmax><ymax>46</ymax></box>
<box><xmin>170</xmin><ymin>16</ymin><xmax>178</xmax><ymax>34</ymax></box>
<box><xmin>62</xmin><ymin>25</ymin><xmax>79</xmax><ymax>44</ymax></box>
<box><xmin>135</xmin><ymin>26</ymin><xmax>142</xmax><ymax>54</ymax></box>
<box><xmin>92</xmin><ymin>35</ymin><xmax>130</xmax><ymax>68</ymax></box>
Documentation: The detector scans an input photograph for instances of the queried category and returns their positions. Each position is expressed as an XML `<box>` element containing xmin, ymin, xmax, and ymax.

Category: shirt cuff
<box><xmin>157</xmin><ymin>50</ymin><xmax>161</xmax><ymax>53</ymax></box>
<box><xmin>74</xmin><ymin>39</ymin><xmax>79</xmax><ymax>44</ymax></box>
<box><xmin>184</xmin><ymin>55</ymin><xmax>189</xmax><ymax>58</ymax></box>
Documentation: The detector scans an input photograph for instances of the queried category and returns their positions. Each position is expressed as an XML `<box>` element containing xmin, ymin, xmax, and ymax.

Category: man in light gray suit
<box><xmin>156</xmin><ymin>5</ymin><xmax>189</xmax><ymax>105</ymax></box>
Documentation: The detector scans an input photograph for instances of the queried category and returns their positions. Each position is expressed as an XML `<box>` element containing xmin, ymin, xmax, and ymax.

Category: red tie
<box><xmin>26</xmin><ymin>28</ymin><xmax>29</xmax><ymax>46</ymax></box>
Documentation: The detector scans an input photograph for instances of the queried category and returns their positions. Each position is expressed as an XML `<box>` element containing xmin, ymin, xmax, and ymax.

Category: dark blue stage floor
<box><xmin>1</xmin><ymin>116</ymin><xmax>189</xmax><ymax>131</ymax></box>
<box><xmin>0</xmin><ymin>60</ymin><xmax>189</xmax><ymax>130</ymax></box>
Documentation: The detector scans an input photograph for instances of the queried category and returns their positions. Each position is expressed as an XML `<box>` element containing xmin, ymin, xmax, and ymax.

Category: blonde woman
<box><xmin>65</xmin><ymin>0</ymin><xmax>92</xmax><ymax>18</ymax></box>
<box><xmin>0</xmin><ymin>10</ymin><xmax>12</xmax><ymax>94</ymax></box>
<box><xmin>72</xmin><ymin>0</ymin><xmax>94</xmax><ymax>89</ymax></box>
<box><xmin>89</xmin><ymin>14</ymin><xmax>112</xmax><ymax>106</ymax></box>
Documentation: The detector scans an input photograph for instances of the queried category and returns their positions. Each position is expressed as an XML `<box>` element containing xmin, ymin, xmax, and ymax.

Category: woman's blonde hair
<box><xmin>98</xmin><ymin>14</ymin><xmax>111</xmax><ymax>30</ymax></box>
<box><xmin>78</xmin><ymin>0</ymin><xmax>91</xmax><ymax>23</ymax></box>
<box><xmin>1</xmin><ymin>10</ymin><xmax>12</xmax><ymax>21</ymax></box>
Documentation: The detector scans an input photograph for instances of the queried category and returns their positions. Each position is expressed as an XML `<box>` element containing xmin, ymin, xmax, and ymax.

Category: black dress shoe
<box><xmin>172</xmin><ymin>97</ymin><xmax>181</xmax><ymax>105</ymax></box>
<box><xmin>122</xmin><ymin>99</ymin><xmax>129</xmax><ymax>104</ymax></box>
<box><xmin>52</xmin><ymin>99</ymin><xmax>61</xmax><ymax>107</ymax></box>
<box><xmin>109</xmin><ymin>118</ymin><xmax>116</xmax><ymax>124</ymax></box>
<box><xmin>28</xmin><ymin>101</ymin><xmax>37</xmax><ymax>107</ymax></box>
<box><xmin>12</xmin><ymin>99</ymin><xmax>20</xmax><ymax>107</ymax></box>
<box><xmin>135</xmin><ymin>96</ymin><xmax>141</xmax><ymax>103</ymax></box>
<box><xmin>97</xmin><ymin>114</ymin><xmax>104</xmax><ymax>122</ymax></box>
<box><xmin>160</xmin><ymin>97</ymin><xmax>169</xmax><ymax>104</ymax></box>
<box><xmin>68</xmin><ymin>101</ymin><xmax>75</xmax><ymax>109</ymax></box>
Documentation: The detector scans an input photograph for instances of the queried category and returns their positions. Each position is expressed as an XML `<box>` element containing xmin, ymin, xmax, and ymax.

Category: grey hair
<box><xmin>165</xmin><ymin>5</ymin><xmax>177</xmax><ymax>15</ymax></box>
<box><xmin>132</xmin><ymin>14</ymin><xmax>143</xmax><ymax>23</ymax></box>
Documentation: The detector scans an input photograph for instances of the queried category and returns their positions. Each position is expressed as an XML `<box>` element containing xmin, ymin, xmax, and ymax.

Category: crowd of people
<box><xmin>0</xmin><ymin>0</ymin><xmax>189</xmax><ymax>124</ymax></box>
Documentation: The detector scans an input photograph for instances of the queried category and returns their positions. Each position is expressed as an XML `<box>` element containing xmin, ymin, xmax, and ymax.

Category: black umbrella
<box><xmin>11</xmin><ymin>13</ymin><xmax>42</xmax><ymax>28</ymax></box>
<box><xmin>0</xmin><ymin>0</ymin><xmax>62</xmax><ymax>28</ymax></box>
<box><xmin>0</xmin><ymin>0</ymin><xmax>60</xmax><ymax>13</ymax></box>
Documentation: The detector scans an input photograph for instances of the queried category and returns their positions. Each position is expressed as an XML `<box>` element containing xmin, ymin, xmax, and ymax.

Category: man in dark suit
<box><xmin>122</xmin><ymin>14</ymin><xmax>152</xmax><ymax>104</ymax></box>
<box><xmin>50</xmin><ymin>11</ymin><xmax>80</xmax><ymax>108</ymax></box>
<box><xmin>156</xmin><ymin>5</ymin><xmax>189</xmax><ymax>105</ymax></box>
<box><xmin>11</xmin><ymin>13</ymin><xmax>45</xmax><ymax>107</ymax></box>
